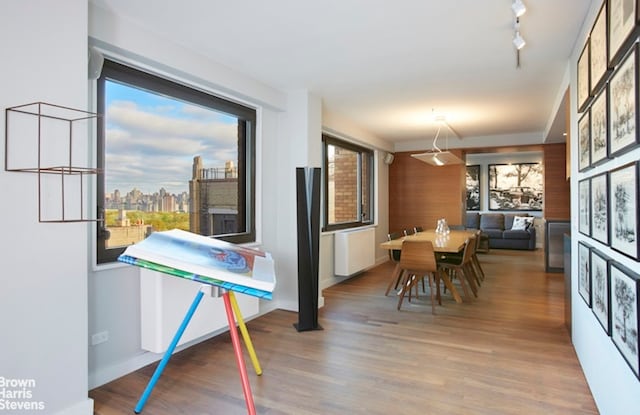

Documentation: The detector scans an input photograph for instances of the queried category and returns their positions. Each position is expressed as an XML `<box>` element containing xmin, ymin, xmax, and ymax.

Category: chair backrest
<box><xmin>399</xmin><ymin>240</ymin><xmax>438</xmax><ymax>273</ymax></box>
<box><xmin>403</xmin><ymin>228</ymin><xmax>415</xmax><ymax>236</ymax></box>
<box><xmin>462</xmin><ymin>236</ymin><xmax>476</xmax><ymax>264</ymax></box>
<box><xmin>388</xmin><ymin>232</ymin><xmax>402</xmax><ymax>241</ymax></box>
<box><xmin>414</xmin><ymin>226</ymin><xmax>423</xmax><ymax>233</ymax></box>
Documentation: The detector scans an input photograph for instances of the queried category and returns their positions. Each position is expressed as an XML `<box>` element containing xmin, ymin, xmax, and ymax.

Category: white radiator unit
<box><xmin>334</xmin><ymin>227</ymin><xmax>376</xmax><ymax>276</ymax></box>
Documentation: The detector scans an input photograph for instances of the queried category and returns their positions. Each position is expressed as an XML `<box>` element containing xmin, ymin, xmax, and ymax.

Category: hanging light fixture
<box><xmin>411</xmin><ymin>115</ymin><xmax>464</xmax><ymax>166</ymax></box>
<box><xmin>513</xmin><ymin>17</ymin><xmax>526</xmax><ymax>50</ymax></box>
<box><xmin>512</xmin><ymin>0</ymin><xmax>527</xmax><ymax>18</ymax></box>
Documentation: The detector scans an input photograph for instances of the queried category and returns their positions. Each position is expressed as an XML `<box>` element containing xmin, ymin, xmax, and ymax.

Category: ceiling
<box><xmin>90</xmin><ymin>0</ymin><xmax>593</xmax><ymax>149</ymax></box>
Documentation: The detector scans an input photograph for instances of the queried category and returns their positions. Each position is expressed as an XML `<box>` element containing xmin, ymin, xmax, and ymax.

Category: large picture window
<box><xmin>322</xmin><ymin>134</ymin><xmax>374</xmax><ymax>231</ymax></box>
<box><xmin>96</xmin><ymin>60</ymin><xmax>256</xmax><ymax>264</ymax></box>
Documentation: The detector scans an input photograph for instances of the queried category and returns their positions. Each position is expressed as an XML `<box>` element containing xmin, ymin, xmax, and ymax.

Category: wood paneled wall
<box><xmin>389</xmin><ymin>150</ymin><xmax>465</xmax><ymax>234</ymax></box>
<box><xmin>543</xmin><ymin>143</ymin><xmax>571</xmax><ymax>220</ymax></box>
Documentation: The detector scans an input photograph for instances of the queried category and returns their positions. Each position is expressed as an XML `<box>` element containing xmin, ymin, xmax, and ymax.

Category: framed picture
<box><xmin>591</xmin><ymin>3</ymin><xmax>609</xmax><ymax>94</ymax></box>
<box><xmin>609</xmin><ymin>0</ymin><xmax>638</xmax><ymax>66</ymax></box>
<box><xmin>610</xmin><ymin>162</ymin><xmax>639</xmax><ymax>259</ymax></box>
<box><xmin>578</xmin><ymin>40</ymin><xmax>591</xmax><ymax>112</ymax></box>
<box><xmin>488</xmin><ymin>163</ymin><xmax>543</xmax><ymax>211</ymax></box>
<box><xmin>579</xmin><ymin>110</ymin><xmax>591</xmax><ymax>171</ymax></box>
<box><xmin>466</xmin><ymin>165</ymin><xmax>480</xmax><ymax>211</ymax></box>
<box><xmin>578</xmin><ymin>241</ymin><xmax>592</xmax><ymax>307</ymax></box>
<box><xmin>608</xmin><ymin>44</ymin><xmax>638</xmax><ymax>157</ymax></box>
<box><xmin>591</xmin><ymin>248</ymin><xmax>611</xmax><ymax>335</ymax></box>
<box><xmin>579</xmin><ymin>178</ymin><xmax>591</xmax><ymax>236</ymax></box>
<box><xmin>590</xmin><ymin>86</ymin><xmax>609</xmax><ymax>166</ymax></box>
<box><xmin>591</xmin><ymin>172</ymin><xmax>609</xmax><ymax>245</ymax></box>
<box><xmin>610</xmin><ymin>261</ymin><xmax>640</xmax><ymax>379</ymax></box>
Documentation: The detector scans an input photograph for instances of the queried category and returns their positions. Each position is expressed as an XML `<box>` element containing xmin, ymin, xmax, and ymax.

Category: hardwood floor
<box><xmin>90</xmin><ymin>249</ymin><xmax>598</xmax><ymax>415</ymax></box>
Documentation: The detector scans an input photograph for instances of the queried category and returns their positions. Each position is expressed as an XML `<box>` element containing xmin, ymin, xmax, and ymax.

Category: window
<box><xmin>97</xmin><ymin>60</ymin><xmax>256</xmax><ymax>264</ymax></box>
<box><xmin>322</xmin><ymin>134</ymin><xmax>374</xmax><ymax>231</ymax></box>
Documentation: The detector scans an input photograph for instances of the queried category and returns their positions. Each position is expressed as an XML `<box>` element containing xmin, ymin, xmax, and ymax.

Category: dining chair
<box><xmin>384</xmin><ymin>232</ymin><xmax>405</xmax><ymax>295</ymax></box>
<box><xmin>413</xmin><ymin>226</ymin><xmax>423</xmax><ymax>233</ymax></box>
<box><xmin>396</xmin><ymin>240</ymin><xmax>440</xmax><ymax>313</ymax></box>
<box><xmin>437</xmin><ymin>236</ymin><xmax>478</xmax><ymax>301</ymax></box>
<box><xmin>403</xmin><ymin>228</ymin><xmax>415</xmax><ymax>236</ymax></box>
<box><xmin>470</xmin><ymin>230</ymin><xmax>485</xmax><ymax>284</ymax></box>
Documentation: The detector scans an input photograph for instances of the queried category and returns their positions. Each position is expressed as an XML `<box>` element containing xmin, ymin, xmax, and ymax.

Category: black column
<box><xmin>294</xmin><ymin>167</ymin><xmax>322</xmax><ymax>331</ymax></box>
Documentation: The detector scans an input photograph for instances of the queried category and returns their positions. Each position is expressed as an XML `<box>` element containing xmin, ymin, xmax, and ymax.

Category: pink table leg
<box><xmin>222</xmin><ymin>292</ymin><xmax>256</xmax><ymax>415</ymax></box>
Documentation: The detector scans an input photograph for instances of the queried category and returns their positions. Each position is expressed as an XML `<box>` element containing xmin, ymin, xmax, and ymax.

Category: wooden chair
<box><xmin>470</xmin><ymin>230</ymin><xmax>486</xmax><ymax>284</ymax></box>
<box><xmin>437</xmin><ymin>236</ymin><xmax>478</xmax><ymax>301</ymax></box>
<box><xmin>396</xmin><ymin>240</ymin><xmax>440</xmax><ymax>313</ymax></box>
<box><xmin>414</xmin><ymin>226</ymin><xmax>423</xmax><ymax>233</ymax></box>
<box><xmin>384</xmin><ymin>232</ymin><xmax>404</xmax><ymax>295</ymax></box>
<box><xmin>403</xmin><ymin>228</ymin><xmax>415</xmax><ymax>236</ymax></box>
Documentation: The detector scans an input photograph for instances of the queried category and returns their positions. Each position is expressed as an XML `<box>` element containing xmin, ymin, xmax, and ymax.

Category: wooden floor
<box><xmin>90</xmin><ymin>249</ymin><xmax>598</xmax><ymax>415</ymax></box>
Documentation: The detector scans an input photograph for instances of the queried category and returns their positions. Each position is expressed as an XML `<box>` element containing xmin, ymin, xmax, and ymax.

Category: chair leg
<box><xmin>427</xmin><ymin>274</ymin><xmax>436</xmax><ymax>314</ymax></box>
<box><xmin>398</xmin><ymin>273</ymin><xmax>419</xmax><ymax>310</ymax></box>
<box><xmin>385</xmin><ymin>263</ymin><xmax>402</xmax><ymax>296</ymax></box>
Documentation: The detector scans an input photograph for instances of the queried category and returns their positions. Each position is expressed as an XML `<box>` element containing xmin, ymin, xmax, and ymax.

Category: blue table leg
<box><xmin>134</xmin><ymin>290</ymin><xmax>205</xmax><ymax>413</ymax></box>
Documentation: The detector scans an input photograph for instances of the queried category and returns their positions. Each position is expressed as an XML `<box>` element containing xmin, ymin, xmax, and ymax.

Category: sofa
<box><xmin>466</xmin><ymin>212</ymin><xmax>536</xmax><ymax>250</ymax></box>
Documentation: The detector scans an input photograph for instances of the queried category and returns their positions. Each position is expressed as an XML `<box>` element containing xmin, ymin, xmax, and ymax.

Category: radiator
<box><xmin>334</xmin><ymin>227</ymin><xmax>376</xmax><ymax>276</ymax></box>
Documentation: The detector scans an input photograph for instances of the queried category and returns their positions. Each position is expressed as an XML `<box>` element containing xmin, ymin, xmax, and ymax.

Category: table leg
<box><xmin>229</xmin><ymin>291</ymin><xmax>262</xmax><ymax>376</ymax></box>
<box><xmin>223</xmin><ymin>292</ymin><xmax>257</xmax><ymax>415</ymax></box>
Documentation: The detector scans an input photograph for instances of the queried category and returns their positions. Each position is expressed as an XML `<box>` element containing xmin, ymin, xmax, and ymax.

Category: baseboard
<box><xmin>53</xmin><ymin>398</ymin><xmax>94</xmax><ymax>415</ymax></box>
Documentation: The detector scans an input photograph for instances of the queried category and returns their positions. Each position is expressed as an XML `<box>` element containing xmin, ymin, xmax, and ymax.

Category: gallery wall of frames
<box><xmin>576</xmin><ymin>0</ymin><xmax>640</xmax><ymax>381</ymax></box>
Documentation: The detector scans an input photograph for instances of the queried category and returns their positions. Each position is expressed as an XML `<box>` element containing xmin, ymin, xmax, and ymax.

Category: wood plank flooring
<box><xmin>90</xmin><ymin>249</ymin><xmax>598</xmax><ymax>415</ymax></box>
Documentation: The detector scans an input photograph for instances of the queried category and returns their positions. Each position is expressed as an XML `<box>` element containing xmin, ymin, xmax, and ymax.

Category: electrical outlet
<box><xmin>91</xmin><ymin>331</ymin><xmax>109</xmax><ymax>346</ymax></box>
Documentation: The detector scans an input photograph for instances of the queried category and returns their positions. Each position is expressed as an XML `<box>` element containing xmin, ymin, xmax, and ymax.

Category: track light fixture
<box><xmin>513</xmin><ymin>30</ymin><xmax>526</xmax><ymax>50</ymax></box>
<box><xmin>512</xmin><ymin>0</ymin><xmax>526</xmax><ymax>17</ymax></box>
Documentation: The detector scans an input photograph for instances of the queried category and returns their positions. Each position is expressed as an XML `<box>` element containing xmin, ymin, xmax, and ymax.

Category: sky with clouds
<box><xmin>105</xmin><ymin>81</ymin><xmax>238</xmax><ymax>195</ymax></box>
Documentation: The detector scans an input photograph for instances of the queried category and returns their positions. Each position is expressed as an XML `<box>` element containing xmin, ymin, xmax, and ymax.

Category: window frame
<box><xmin>96</xmin><ymin>59</ymin><xmax>256</xmax><ymax>264</ymax></box>
<box><xmin>322</xmin><ymin>133</ymin><xmax>374</xmax><ymax>232</ymax></box>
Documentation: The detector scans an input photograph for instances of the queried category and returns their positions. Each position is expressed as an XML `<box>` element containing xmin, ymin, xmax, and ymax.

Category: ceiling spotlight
<box><xmin>512</xmin><ymin>0</ymin><xmax>526</xmax><ymax>17</ymax></box>
<box><xmin>513</xmin><ymin>31</ymin><xmax>526</xmax><ymax>50</ymax></box>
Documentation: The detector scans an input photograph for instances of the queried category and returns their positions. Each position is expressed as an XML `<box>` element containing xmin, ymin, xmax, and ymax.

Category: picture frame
<box><xmin>610</xmin><ymin>261</ymin><xmax>640</xmax><ymax>379</ymax></box>
<box><xmin>579</xmin><ymin>178</ymin><xmax>591</xmax><ymax>236</ymax></box>
<box><xmin>591</xmin><ymin>3</ymin><xmax>610</xmax><ymax>94</ymax></box>
<box><xmin>488</xmin><ymin>163</ymin><xmax>543</xmax><ymax>211</ymax></box>
<box><xmin>590</xmin><ymin>172</ymin><xmax>609</xmax><ymax>245</ymax></box>
<box><xmin>579</xmin><ymin>110</ymin><xmax>591</xmax><ymax>171</ymax></box>
<box><xmin>578</xmin><ymin>40</ymin><xmax>591</xmax><ymax>112</ymax></box>
<box><xmin>466</xmin><ymin>165</ymin><xmax>480</xmax><ymax>211</ymax></box>
<box><xmin>590</xmin><ymin>85</ymin><xmax>609</xmax><ymax>166</ymax></box>
<box><xmin>591</xmin><ymin>248</ymin><xmax>612</xmax><ymax>335</ymax></box>
<box><xmin>609</xmin><ymin>0</ymin><xmax>638</xmax><ymax>67</ymax></box>
<box><xmin>578</xmin><ymin>241</ymin><xmax>592</xmax><ymax>307</ymax></box>
<box><xmin>609</xmin><ymin>162</ymin><xmax>639</xmax><ymax>259</ymax></box>
<box><xmin>608</xmin><ymin>44</ymin><xmax>638</xmax><ymax>157</ymax></box>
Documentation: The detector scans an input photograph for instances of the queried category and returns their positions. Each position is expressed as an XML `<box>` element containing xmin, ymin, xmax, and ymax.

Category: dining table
<box><xmin>379</xmin><ymin>229</ymin><xmax>478</xmax><ymax>303</ymax></box>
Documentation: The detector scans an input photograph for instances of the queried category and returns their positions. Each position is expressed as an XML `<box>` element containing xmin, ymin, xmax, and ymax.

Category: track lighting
<box><xmin>512</xmin><ymin>0</ymin><xmax>526</xmax><ymax>17</ymax></box>
<box><xmin>513</xmin><ymin>31</ymin><xmax>526</xmax><ymax>50</ymax></box>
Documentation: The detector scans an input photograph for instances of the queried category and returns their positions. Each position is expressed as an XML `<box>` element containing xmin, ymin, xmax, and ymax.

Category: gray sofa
<box><xmin>466</xmin><ymin>212</ymin><xmax>536</xmax><ymax>250</ymax></box>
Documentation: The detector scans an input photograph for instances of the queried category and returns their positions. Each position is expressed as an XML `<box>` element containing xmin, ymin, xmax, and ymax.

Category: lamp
<box><xmin>411</xmin><ymin>118</ymin><xmax>464</xmax><ymax>166</ymax></box>
<box><xmin>512</xmin><ymin>0</ymin><xmax>526</xmax><ymax>17</ymax></box>
<box><xmin>513</xmin><ymin>31</ymin><xmax>526</xmax><ymax>50</ymax></box>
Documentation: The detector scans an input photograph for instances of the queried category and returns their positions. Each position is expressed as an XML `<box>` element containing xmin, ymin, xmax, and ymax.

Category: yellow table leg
<box><xmin>229</xmin><ymin>291</ymin><xmax>262</xmax><ymax>376</ymax></box>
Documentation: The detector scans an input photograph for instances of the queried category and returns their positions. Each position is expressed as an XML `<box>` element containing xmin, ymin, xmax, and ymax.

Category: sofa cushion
<box><xmin>466</xmin><ymin>212</ymin><xmax>480</xmax><ymax>229</ymax></box>
<box><xmin>480</xmin><ymin>213</ymin><xmax>504</xmax><ymax>230</ymax></box>
<box><xmin>503</xmin><ymin>229</ymin><xmax>531</xmax><ymax>240</ymax></box>
<box><xmin>483</xmin><ymin>229</ymin><xmax>504</xmax><ymax>239</ymax></box>
<box><xmin>504</xmin><ymin>213</ymin><xmax>527</xmax><ymax>230</ymax></box>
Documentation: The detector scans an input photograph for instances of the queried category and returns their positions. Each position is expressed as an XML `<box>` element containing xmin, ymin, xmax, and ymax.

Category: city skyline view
<box><xmin>105</xmin><ymin>79</ymin><xmax>239</xmax><ymax>195</ymax></box>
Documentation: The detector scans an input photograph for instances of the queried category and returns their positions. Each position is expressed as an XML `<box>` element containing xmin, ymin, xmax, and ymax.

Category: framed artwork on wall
<box><xmin>609</xmin><ymin>0</ymin><xmax>638</xmax><ymax>66</ymax></box>
<box><xmin>579</xmin><ymin>178</ymin><xmax>591</xmax><ymax>236</ymax></box>
<box><xmin>591</xmin><ymin>172</ymin><xmax>609</xmax><ymax>245</ymax></box>
<box><xmin>591</xmin><ymin>3</ymin><xmax>609</xmax><ymax>94</ymax></box>
<box><xmin>609</xmin><ymin>162</ymin><xmax>639</xmax><ymax>259</ymax></box>
<box><xmin>466</xmin><ymin>165</ymin><xmax>480</xmax><ymax>211</ymax></box>
<box><xmin>608</xmin><ymin>44</ymin><xmax>639</xmax><ymax>157</ymax></box>
<box><xmin>579</xmin><ymin>111</ymin><xmax>591</xmax><ymax>171</ymax></box>
<box><xmin>578</xmin><ymin>241</ymin><xmax>592</xmax><ymax>307</ymax></box>
<box><xmin>578</xmin><ymin>40</ymin><xmax>591</xmax><ymax>112</ymax></box>
<box><xmin>590</xmin><ymin>86</ymin><xmax>609</xmax><ymax>166</ymax></box>
<box><xmin>610</xmin><ymin>261</ymin><xmax>640</xmax><ymax>379</ymax></box>
<box><xmin>488</xmin><ymin>163</ymin><xmax>543</xmax><ymax>211</ymax></box>
<box><xmin>591</xmin><ymin>248</ymin><xmax>612</xmax><ymax>335</ymax></box>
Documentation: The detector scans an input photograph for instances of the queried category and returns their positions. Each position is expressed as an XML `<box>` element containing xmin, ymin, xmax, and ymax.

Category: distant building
<box><xmin>189</xmin><ymin>156</ymin><xmax>238</xmax><ymax>236</ymax></box>
<box><xmin>105</xmin><ymin>208</ymin><xmax>152</xmax><ymax>248</ymax></box>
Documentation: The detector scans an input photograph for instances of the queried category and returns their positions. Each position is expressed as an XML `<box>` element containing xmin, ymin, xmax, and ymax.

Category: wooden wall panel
<box><xmin>543</xmin><ymin>143</ymin><xmax>570</xmax><ymax>220</ymax></box>
<box><xmin>389</xmin><ymin>151</ymin><xmax>465</xmax><ymax>234</ymax></box>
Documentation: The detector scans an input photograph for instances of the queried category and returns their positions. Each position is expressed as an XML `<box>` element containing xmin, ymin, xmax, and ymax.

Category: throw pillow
<box><xmin>511</xmin><ymin>216</ymin><xmax>534</xmax><ymax>230</ymax></box>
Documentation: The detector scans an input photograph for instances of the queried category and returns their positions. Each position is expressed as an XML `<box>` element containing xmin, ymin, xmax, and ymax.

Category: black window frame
<box><xmin>96</xmin><ymin>59</ymin><xmax>256</xmax><ymax>264</ymax></box>
<box><xmin>322</xmin><ymin>133</ymin><xmax>374</xmax><ymax>232</ymax></box>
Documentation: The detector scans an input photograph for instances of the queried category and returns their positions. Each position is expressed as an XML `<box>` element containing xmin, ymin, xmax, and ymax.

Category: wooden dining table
<box><xmin>380</xmin><ymin>229</ymin><xmax>477</xmax><ymax>303</ymax></box>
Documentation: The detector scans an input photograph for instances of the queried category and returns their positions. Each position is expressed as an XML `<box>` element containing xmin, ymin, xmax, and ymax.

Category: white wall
<box><xmin>569</xmin><ymin>3</ymin><xmax>640</xmax><ymax>414</ymax></box>
<box><xmin>0</xmin><ymin>1</ymin><xmax>93</xmax><ymax>414</ymax></box>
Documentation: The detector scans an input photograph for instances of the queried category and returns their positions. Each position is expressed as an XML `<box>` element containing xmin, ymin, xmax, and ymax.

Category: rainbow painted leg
<box><xmin>134</xmin><ymin>289</ymin><xmax>205</xmax><ymax>413</ymax></box>
<box><xmin>223</xmin><ymin>291</ymin><xmax>256</xmax><ymax>415</ymax></box>
<box><xmin>228</xmin><ymin>291</ymin><xmax>262</xmax><ymax>376</ymax></box>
